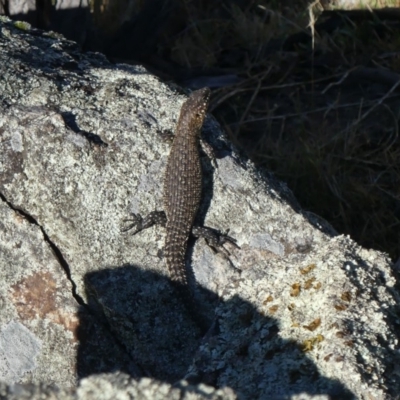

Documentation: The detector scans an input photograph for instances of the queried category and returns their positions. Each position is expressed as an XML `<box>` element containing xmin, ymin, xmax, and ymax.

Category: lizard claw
<box><xmin>121</xmin><ymin>210</ymin><xmax>167</xmax><ymax>235</ymax></box>
<box><xmin>219</xmin><ymin>229</ymin><xmax>240</xmax><ymax>249</ymax></box>
<box><xmin>121</xmin><ymin>213</ymin><xmax>144</xmax><ymax>234</ymax></box>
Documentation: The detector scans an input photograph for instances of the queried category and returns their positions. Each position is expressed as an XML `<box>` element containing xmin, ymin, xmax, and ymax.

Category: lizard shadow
<box><xmin>77</xmin><ymin>264</ymin><xmax>355</xmax><ymax>399</ymax></box>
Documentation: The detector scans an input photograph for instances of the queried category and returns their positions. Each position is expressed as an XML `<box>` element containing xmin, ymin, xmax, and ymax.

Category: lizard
<box><xmin>123</xmin><ymin>87</ymin><xmax>238</xmax><ymax>330</ymax></box>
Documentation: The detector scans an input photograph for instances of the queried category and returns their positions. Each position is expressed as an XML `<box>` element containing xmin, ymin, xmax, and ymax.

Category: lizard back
<box><xmin>163</xmin><ymin>88</ymin><xmax>211</xmax><ymax>288</ymax></box>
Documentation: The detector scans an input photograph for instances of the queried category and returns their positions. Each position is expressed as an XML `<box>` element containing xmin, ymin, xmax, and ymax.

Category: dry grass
<box><xmin>210</xmin><ymin>2</ymin><xmax>400</xmax><ymax>259</ymax></box>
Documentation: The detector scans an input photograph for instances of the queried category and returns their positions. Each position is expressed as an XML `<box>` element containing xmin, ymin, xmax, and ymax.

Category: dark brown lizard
<box><xmin>123</xmin><ymin>88</ymin><xmax>237</xmax><ymax>330</ymax></box>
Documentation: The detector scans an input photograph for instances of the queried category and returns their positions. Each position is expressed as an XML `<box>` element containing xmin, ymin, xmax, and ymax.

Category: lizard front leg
<box><xmin>122</xmin><ymin>213</ymin><xmax>238</xmax><ymax>255</ymax></box>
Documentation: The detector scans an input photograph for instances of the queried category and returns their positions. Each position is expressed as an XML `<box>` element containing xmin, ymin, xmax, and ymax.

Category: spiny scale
<box><xmin>163</xmin><ymin>88</ymin><xmax>210</xmax><ymax>310</ymax></box>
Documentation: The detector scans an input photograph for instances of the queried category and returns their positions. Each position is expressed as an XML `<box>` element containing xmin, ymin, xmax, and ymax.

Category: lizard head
<box><xmin>179</xmin><ymin>87</ymin><xmax>211</xmax><ymax>133</ymax></box>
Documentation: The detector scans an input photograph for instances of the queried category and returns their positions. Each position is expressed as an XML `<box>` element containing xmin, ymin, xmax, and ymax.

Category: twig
<box><xmin>211</xmin><ymin>70</ymin><xmax>361</xmax><ymax>111</ymax></box>
<box><xmin>340</xmin><ymin>78</ymin><xmax>400</xmax><ymax>134</ymax></box>
<box><xmin>236</xmin><ymin>80</ymin><xmax>261</xmax><ymax>136</ymax></box>
<box><xmin>322</xmin><ymin>67</ymin><xmax>358</xmax><ymax>94</ymax></box>
<box><xmin>228</xmin><ymin>95</ymin><xmax>400</xmax><ymax>125</ymax></box>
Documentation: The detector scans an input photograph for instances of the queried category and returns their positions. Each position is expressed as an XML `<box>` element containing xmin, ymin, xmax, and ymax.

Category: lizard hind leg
<box><xmin>121</xmin><ymin>210</ymin><xmax>167</xmax><ymax>235</ymax></box>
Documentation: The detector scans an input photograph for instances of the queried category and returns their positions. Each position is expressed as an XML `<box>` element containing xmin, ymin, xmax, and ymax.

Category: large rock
<box><xmin>0</xmin><ymin>16</ymin><xmax>399</xmax><ymax>399</ymax></box>
<box><xmin>0</xmin><ymin>373</ymin><xmax>237</xmax><ymax>400</ymax></box>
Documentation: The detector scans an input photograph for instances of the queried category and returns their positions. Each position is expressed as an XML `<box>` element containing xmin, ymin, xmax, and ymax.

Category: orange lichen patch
<box><xmin>268</xmin><ymin>305</ymin><xmax>279</xmax><ymax>314</ymax></box>
<box><xmin>10</xmin><ymin>271</ymin><xmax>79</xmax><ymax>339</ymax></box>
<box><xmin>263</xmin><ymin>295</ymin><xmax>274</xmax><ymax>304</ymax></box>
<box><xmin>300</xmin><ymin>264</ymin><xmax>316</xmax><ymax>275</ymax></box>
<box><xmin>341</xmin><ymin>291</ymin><xmax>352</xmax><ymax>302</ymax></box>
<box><xmin>329</xmin><ymin>322</ymin><xmax>340</xmax><ymax>330</ymax></box>
<box><xmin>290</xmin><ymin>283</ymin><xmax>301</xmax><ymax>297</ymax></box>
<box><xmin>314</xmin><ymin>282</ymin><xmax>322</xmax><ymax>290</ymax></box>
<box><xmin>303</xmin><ymin>318</ymin><xmax>321</xmax><ymax>331</ymax></box>
<box><xmin>334</xmin><ymin>303</ymin><xmax>348</xmax><ymax>311</ymax></box>
<box><xmin>48</xmin><ymin>309</ymin><xmax>80</xmax><ymax>341</ymax></box>
<box><xmin>11</xmin><ymin>271</ymin><xmax>57</xmax><ymax>320</ymax></box>
<box><xmin>288</xmin><ymin>303</ymin><xmax>295</xmax><ymax>311</ymax></box>
<box><xmin>301</xmin><ymin>334</ymin><xmax>324</xmax><ymax>352</ymax></box>
<box><xmin>304</xmin><ymin>277</ymin><xmax>316</xmax><ymax>290</ymax></box>
<box><xmin>301</xmin><ymin>339</ymin><xmax>314</xmax><ymax>352</ymax></box>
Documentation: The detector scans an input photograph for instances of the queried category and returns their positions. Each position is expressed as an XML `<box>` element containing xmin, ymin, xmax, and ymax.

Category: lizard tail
<box><xmin>164</xmin><ymin>228</ymin><xmax>209</xmax><ymax>332</ymax></box>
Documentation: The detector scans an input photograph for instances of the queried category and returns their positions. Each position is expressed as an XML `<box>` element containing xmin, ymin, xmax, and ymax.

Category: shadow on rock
<box><xmin>77</xmin><ymin>264</ymin><xmax>354</xmax><ymax>399</ymax></box>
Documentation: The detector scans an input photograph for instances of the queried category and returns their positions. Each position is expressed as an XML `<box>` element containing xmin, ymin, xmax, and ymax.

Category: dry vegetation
<box><xmin>95</xmin><ymin>1</ymin><xmax>400</xmax><ymax>259</ymax></box>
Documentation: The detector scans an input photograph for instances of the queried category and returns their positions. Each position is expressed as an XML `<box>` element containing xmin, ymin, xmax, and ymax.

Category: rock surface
<box><xmin>0</xmin><ymin>16</ymin><xmax>399</xmax><ymax>400</ymax></box>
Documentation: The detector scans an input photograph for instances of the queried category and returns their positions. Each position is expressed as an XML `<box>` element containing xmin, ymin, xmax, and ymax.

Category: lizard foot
<box><xmin>192</xmin><ymin>226</ymin><xmax>239</xmax><ymax>256</ymax></box>
<box><xmin>121</xmin><ymin>210</ymin><xmax>166</xmax><ymax>234</ymax></box>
